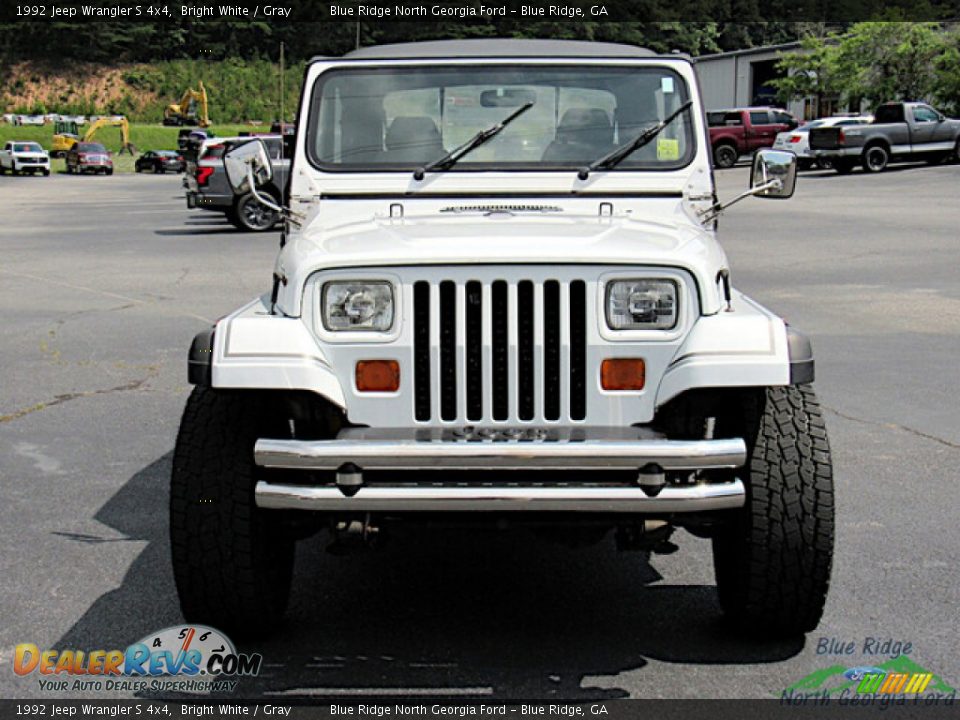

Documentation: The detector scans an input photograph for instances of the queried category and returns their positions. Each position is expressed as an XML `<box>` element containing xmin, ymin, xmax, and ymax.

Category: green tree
<box><xmin>933</xmin><ymin>28</ymin><xmax>960</xmax><ymax>115</ymax></box>
<box><xmin>771</xmin><ymin>32</ymin><xmax>842</xmax><ymax>116</ymax></box>
<box><xmin>835</xmin><ymin>22</ymin><xmax>947</xmax><ymax>105</ymax></box>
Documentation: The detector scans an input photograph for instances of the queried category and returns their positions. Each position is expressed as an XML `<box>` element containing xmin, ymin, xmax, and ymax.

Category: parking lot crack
<box><xmin>0</xmin><ymin>368</ymin><xmax>158</xmax><ymax>424</ymax></box>
<box><xmin>0</xmin><ymin>268</ymin><xmax>213</xmax><ymax>323</ymax></box>
<box><xmin>822</xmin><ymin>405</ymin><xmax>960</xmax><ymax>450</ymax></box>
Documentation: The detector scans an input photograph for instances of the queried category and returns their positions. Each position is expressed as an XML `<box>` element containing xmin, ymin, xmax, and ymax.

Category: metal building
<box><xmin>694</xmin><ymin>42</ymin><xmax>809</xmax><ymax>119</ymax></box>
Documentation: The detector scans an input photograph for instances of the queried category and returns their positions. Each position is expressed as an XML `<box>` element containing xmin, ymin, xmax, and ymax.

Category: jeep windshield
<box><xmin>307</xmin><ymin>65</ymin><xmax>694</xmax><ymax>172</ymax></box>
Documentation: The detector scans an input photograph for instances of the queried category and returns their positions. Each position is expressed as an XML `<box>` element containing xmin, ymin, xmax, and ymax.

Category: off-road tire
<box><xmin>713</xmin><ymin>143</ymin><xmax>738</xmax><ymax>169</ymax></box>
<box><xmin>170</xmin><ymin>387</ymin><xmax>295</xmax><ymax>637</ymax></box>
<box><xmin>712</xmin><ymin>384</ymin><xmax>834</xmax><ymax>636</ymax></box>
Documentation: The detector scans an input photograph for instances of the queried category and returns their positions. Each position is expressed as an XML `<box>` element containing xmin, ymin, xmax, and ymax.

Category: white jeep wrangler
<box><xmin>171</xmin><ymin>39</ymin><xmax>833</xmax><ymax>638</ymax></box>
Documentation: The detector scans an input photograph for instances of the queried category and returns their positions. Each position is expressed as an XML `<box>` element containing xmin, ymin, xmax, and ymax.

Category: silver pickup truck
<box><xmin>810</xmin><ymin>102</ymin><xmax>960</xmax><ymax>173</ymax></box>
<box><xmin>185</xmin><ymin>135</ymin><xmax>290</xmax><ymax>231</ymax></box>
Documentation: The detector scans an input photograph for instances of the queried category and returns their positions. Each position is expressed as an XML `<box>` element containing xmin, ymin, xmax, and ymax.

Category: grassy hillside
<box><xmin>0</xmin><ymin>122</ymin><xmax>257</xmax><ymax>173</ymax></box>
<box><xmin>1</xmin><ymin>59</ymin><xmax>304</xmax><ymax>124</ymax></box>
<box><xmin>0</xmin><ymin>122</ymin><xmax>255</xmax><ymax>153</ymax></box>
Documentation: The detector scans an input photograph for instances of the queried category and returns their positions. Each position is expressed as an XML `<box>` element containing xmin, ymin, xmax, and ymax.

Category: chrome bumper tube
<box><xmin>254</xmin><ymin>436</ymin><xmax>747</xmax><ymax>472</ymax></box>
<box><xmin>254</xmin><ymin>480</ymin><xmax>746</xmax><ymax>513</ymax></box>
<box><xmin>253</xmin><ymin>431</ymin><xmax>747</xmax><ymax>513</ymax></box>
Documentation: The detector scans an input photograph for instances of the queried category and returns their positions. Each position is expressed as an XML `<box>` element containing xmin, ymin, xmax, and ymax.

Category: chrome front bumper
<box><xmin>255</xmin><ymin>481</ymin><xmax>746</xmax><ymax>513</ymax></box>
<box><xmin>253</xmin><ymin>428</ymin><xmax>747</xmax><ymax>513</ymax></box>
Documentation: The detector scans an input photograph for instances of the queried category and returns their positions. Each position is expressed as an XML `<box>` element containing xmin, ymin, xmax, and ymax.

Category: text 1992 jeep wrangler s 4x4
<box><xmin>171</xmin><ymin>40</ymin><xmax>833</xmax><ymax>638</ymax></box>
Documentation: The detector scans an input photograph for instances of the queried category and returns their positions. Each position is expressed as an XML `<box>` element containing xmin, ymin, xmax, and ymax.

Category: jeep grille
<box><xmin>412</xmin><ymin>278</ymin><xmax>588</xmax><ymax>423</ymax></box>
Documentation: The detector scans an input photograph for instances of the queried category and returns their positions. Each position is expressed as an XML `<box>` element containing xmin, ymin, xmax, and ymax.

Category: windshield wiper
<box><xmin>577</xmin><ymin>100</ymin><xmax>693</xmax><ymax>181</ymax></box>
<box><xmin>413</xmin><ymin>102</ymin><xmax>535</xmax><ymax>181</ymax></box>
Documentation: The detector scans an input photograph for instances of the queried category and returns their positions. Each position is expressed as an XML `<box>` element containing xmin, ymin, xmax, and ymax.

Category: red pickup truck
<box><xmin>707</xmin><ymin>107</ymin><xmax>799</xmax><ymax>168</ymax></box>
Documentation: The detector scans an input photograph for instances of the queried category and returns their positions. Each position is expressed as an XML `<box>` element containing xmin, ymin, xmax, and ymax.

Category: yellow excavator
<box><xmin>51</xmin><ymin>119</ymin><xmax>80</xmax><ymax>157</ymax></box>
<box><xmin>83</xmin><ymin>117</ymin><xmax>137</xmax><ymax>155</ymax></box>
<box><xmin>163</xmin><ymin>82</ymin><xmax>211</xmax><ymax>127</ymax></box>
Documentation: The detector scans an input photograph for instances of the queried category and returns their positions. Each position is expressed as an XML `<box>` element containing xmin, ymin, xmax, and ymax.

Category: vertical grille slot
<box><xmin>491</xmin><ymin>280</ymin><xmax>509</xmax><ymax>421</ymax></box>
<box><xmin>413</xmin><ymin>281</ymin><xmax>431</xmax><ymax>421</ymax></box>
<box><xmin>569</xmin><ymin>280</ymin><xmax>587</xmax><ymax>421</ymax></box>
<box><xmin>465</xmin><ymin>281</ymin><xmax>483</xmax><ymax>421</ymax></box>
<box><xmin>517</xmin><ymin>280</ymin><xmax>535</xmax><ymax>421</ymax></box>
<box><xmin>543</xmin><ymin>280</ymin><xmax>561</xmax><ymax>421</ymax></box>
<box><xmin>439</xmin><ymin>280</ymin><xmax>457</xmax><ymax>421</ymax></box>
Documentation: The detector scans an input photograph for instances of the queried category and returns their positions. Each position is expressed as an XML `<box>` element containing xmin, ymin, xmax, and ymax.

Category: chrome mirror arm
<box><xmin>698</xmin><ymin>178</ymin><xmax>782</xmax><ymax>225</ymax></box>
<box><xmin>245</xmin><ymin>164</ymin><xmax>305</xmax><ymax>226</ymax></box>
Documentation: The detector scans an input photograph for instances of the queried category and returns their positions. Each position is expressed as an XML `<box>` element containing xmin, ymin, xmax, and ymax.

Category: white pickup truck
<box><xmin>0</xmin><ymin>141</ymin><xmax>51</xmax><ymax>175</ymax></box>
<box><xmin>172</xmin><ymin>39</ymin><xmax>833</xmax><ymax>640</ymax></box>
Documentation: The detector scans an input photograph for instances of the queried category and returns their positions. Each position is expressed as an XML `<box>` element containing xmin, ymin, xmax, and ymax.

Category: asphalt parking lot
<box><xmin>1</xmin><ymin>162</ymin><xmax>959</xmax><ymax>701</ymax></box>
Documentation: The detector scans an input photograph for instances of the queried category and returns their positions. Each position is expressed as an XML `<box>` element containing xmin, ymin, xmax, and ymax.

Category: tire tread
<box><xmin>170</xmin><ymin>387</ymin><xmax>293</xmax><ymax>637</ymax></box>
<box><xmin>714</xmin><ymin>384</ymin><xmax>835</xmax><ymax>636</ymax></box>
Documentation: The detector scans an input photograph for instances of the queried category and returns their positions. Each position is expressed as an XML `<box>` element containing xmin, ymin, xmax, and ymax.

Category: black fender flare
<box><xmin>787</xmin><ymin>326</ymin><xmax>815</xmax><ymax>384</ymax></box>
<box><xmin>188</xmin><ymin>327</ymin><xmax>215</xmax><ymax>386</ymax></box>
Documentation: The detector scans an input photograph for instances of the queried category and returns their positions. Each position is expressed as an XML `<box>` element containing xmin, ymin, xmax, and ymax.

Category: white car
<box><xmin>16</xmin><ymin>114</ymin><xmax>46</xmax><ymax>126</ymax></box>
<box><xmin>0</xmin><ymin>141</ymin><xmax>51</xmax><ymax>175</ymax></box>
<box><xmin>172</xmin><ymin>39</ymin><xmax>834</xmax><ymax>640</ymax></box>
<box><xmin>774</xmin><ymin>115</ymin><xmax>873</xmax><ymax>168</ymax></box>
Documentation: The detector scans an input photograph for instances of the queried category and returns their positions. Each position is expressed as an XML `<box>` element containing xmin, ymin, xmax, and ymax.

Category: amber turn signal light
<box><xmin>601</xmin><ymin>358</ymin><xmax>645</xmax><ymax>391</ymax></box>
<box><xmin>356</xmin><ymin>360</ymin><xmax>400</xmax><ymax>392</ymax></box>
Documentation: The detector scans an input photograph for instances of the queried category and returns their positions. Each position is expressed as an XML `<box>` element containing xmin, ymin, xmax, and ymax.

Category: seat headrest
<box><xmin>385</xmin><ymin>116</ymin><xmax>442</xmax><ymax>151</ymax></box>
<box><xmin>556</xmin><ymin>108</ymin><xmax>613</xmax><ymax>145</ymax></box>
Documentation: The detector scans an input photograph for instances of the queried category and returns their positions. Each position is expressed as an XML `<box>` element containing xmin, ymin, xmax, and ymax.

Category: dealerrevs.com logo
<box><xmin>14</xmin><ymin>625</ymin><xmax>261</xmax><ymax>694</ymax></box>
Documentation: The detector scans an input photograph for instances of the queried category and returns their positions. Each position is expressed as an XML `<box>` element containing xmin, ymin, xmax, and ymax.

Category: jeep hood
<box><xmin>275</xmin><ymin>205</ymin><xmax>728</xmax><ymax>316</ymax></box>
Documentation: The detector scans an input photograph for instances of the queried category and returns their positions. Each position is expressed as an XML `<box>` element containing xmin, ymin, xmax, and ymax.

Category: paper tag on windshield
<box><xmin>661</xmin><ymin>77</ymin><xmax>675</xmax><ymax>94</ymax></box>
<box><xmin>657</xmin><ymin>138</ymin><xmax>680</xmax><ymax>161</ymax></box>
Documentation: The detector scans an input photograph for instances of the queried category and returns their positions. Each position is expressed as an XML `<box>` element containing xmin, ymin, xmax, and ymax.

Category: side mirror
<box><xmin>223</xmin><ymin>138</ymin><xmax>273</xmax><ymax>195</ymax></box>
<box><xmin>751</xmin><ymin>149</ymin><xmax>797</xmax><ymax>199</ymax></box>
